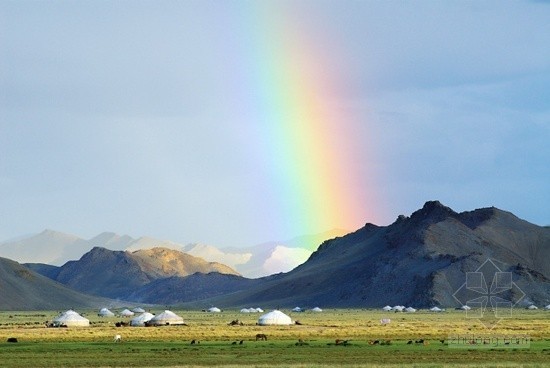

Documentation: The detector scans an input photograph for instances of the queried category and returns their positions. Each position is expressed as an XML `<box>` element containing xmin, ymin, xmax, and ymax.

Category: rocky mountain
<box><xmin>198</xmin><ymin>201</ymin><xmax>550</xmax><ymax>308</ymax></box>
<box><xmin>27</xmin><ymin>247</ymin><xmax>240</xmax><ymax>300</ymax></box>
<box><xmin>0</xmin><ymin>256</ymin><xmax>115</xmax><ymax>310</ymax></box>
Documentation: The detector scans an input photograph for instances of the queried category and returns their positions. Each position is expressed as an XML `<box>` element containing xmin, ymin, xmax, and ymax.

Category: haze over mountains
<box><xmin>1</xmin><ymin>201</ymin><xmax>548</xmax><ymax>310</ymax></box>
<box><xmin>0</xmin><ymin>229</ymin><xmax>347</xmax><ymax>278</ymax></box>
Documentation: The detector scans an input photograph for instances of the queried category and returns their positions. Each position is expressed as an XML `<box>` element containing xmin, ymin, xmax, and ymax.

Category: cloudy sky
<box><xmin>1</xmin><ymin>1</ymin><xmax>549</xmax><ymax>248</ymax></box>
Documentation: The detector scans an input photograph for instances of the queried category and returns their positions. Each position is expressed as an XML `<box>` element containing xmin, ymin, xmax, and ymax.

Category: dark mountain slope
<box><xmin>0</xmin><ymin>257</ymin><xmax>114</xmax><ymax>310</ymax></box>
<box><xmin>200</xmin><ymin>201</ymin><xmax>550</xmax><ymax>308</ymax></box>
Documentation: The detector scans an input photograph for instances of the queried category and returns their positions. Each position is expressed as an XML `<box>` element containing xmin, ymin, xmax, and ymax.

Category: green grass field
<box><xmin>0</xmin><ymin>309</ymin><xmax>548</xmax><ymax>367</ymax></box>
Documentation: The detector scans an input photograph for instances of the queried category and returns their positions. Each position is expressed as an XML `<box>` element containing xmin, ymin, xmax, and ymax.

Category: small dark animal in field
<box><xmin>368</xmin><ymin>340</ymin><xmax>380</xmax><ymax>345</ymax></box>
<box><xmin>239</xmin><ymin>340</ymin><xmax>244</xmax><ymax>345</ymax></box>
<box><xmin>115</xmin><ymin>321</ymin><xmax>128</xmax><ymax>327</ymax></box>
<box><xmin>415</xmin><ymin>339</ymin><xmax>424</xmax><ymax>344</ymax></box>
<box><xmin>255</xmin><ymin>334</ymin><xmax>267</xmax><ymax>341</ymax></box>
<box><xmin>407</xmin><ymin>340</ymin><xmax>413</xmax><ymax>345</ymax></box>
<box><xmin>295</xmin><ymin>339</ymin><xmax>309</xmax><ymax>346</ymax></box>
<box><xmin>335</xmin><ymin>339</ymin><xmax>350</xmax><ymax>346</ymax></box>
<box><xmin>295</xmin><ymin>320</ymin><xmax>303</xmax><ymax>325</ymax></box>
<box><xmin>190</xmin><ymin>339</ymin><xmax>197</xmax><ymax>345</ymax></box>
<box><xmin>7</xmin><ymin>337</ymin><xmax>18</xmax><ymax>343</ymax></box>
<box><xmin>440</xmin><ymin>339</ymin><xmax>445</xmax><ymax>344</ymax></box>
<box><xmin>228</xmin><ymin>319</ymin><xmax>243</xmax><ymax>326</ymax></box>
<box><xmin>231</xmin><ymin>341</ymin><xmax>237</xmax><ymax>345</ymax></box>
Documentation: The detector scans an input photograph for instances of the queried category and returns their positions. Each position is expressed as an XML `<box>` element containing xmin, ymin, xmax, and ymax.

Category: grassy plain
<box><xmin>0</xmin><ymin>309</ymin><xmax>548</xmax><ymax>367</ymax></box>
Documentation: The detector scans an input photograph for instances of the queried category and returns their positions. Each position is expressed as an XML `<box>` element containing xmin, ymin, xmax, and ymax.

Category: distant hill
<box><xmin>28</xmin><ymin>247</ymin><xmax>240</xmax><ymax>300</ymax></box>
<box><xmin>0</xmin><ymin>256</ymin><xmax>115</xmax><ymax>310</ymax></box>
<box><xmin>197</xmin><ymin>201</ymin><xmax>550</xmax><ymax>308</ymax></box>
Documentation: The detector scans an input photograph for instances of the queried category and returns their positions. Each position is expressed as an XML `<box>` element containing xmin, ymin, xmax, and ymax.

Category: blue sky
<box><xmin>1</xmin><ymin>1</ymin><xmax>549</xmax><ymax>247</ymax></box>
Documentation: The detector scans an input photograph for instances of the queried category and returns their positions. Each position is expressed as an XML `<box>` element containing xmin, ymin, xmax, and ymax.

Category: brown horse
<box><xmin>255</xmin><ymin>334</ymin><xmax>267</xmax><ymax>341</ymax></box>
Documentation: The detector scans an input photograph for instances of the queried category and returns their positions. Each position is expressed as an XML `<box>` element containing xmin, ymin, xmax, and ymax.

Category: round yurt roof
<box><xmin>527</xmin><ymin>305</ymin><xmax>538</xmax><ymax>310</ymax></box>
<box><xmin>405</xmin><ymin>307</ymin><xmax>416</xmax><ymax>313</ymax></box>
<box><xmin>240</xmin><ymin>308</ymin><xmax>252</xmax><ymax>313</ymax></box>
<box><xmin>255</xmin><ymin>308</ymin><xmax>264</xmax><ymax>313</ymax></box>
<box><xmin>120</xmin><ymin>309</ymin><xmax>135</xmax><ymax>317</ymax></box>
<box><xmin>311</xmin><ymin>307</ymin><xmax>322</xmax><ymax>312</ymax></box>
<box><xmin>132</xmin><ymin>307</ymin><xmax>146</xmax><ymax>313</ymax></box>
<box><xmin>292</xmin><ymin>307</ymin><xmax>302</xmax><ymax>312</ymax></box>
<box><xmin>460</xmin><ymin>305</ymin><xmax>472</xmax><ymax>311</ymax></box>
<box><xmin>148</xmin><ymin>310</ymin><xmax>184</xmax><ymax>326</ymax></box>
<box><xmin>207</xmin><ymin>307</ymin><xmax>221</xmax><ymax>313</ymax></box>
<box><xmin>258</xmin><ymin>310</ymin><xmax>292</xmax><ymax>326</ymax></box>
<box><xmin>430</xmin><ymin>307</ymin><xmax>442</xmax><ymax>312</ymax></box>
<box><xmin>392</xmin><ymin>305</ymin><xmax>405</xmax><ymax>312</ymax></box>
<box><xmin>130</xmin><ymin>312</ymin><xmax>155</xmax><ymax>326</ymax></box>
<box><xmin>382</xmin><ymin>305</ymin><xmax>392</xmax><ymax>311</ymax></box>
<box><xmin>545</xmin><ymin>305</ymin><xmax>550</xmax><ymax>310</ymax></box>
<box><xmin>98</xmin><ymin>308</ymin><xmax>115</xmax><ymax>317</ymax></box>
<box><xmin>53</xmin><ymin>310</ymin><xmax>90</xmax><ymax>327</ymax></box>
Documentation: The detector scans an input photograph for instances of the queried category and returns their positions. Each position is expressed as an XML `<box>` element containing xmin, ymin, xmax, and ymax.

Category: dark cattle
<box><xmin>7</xmin><ymin>337</ymin><xmax>18</xmax><ymax>343</ymax></box>
<box><xmin>295</xmin><ymin>320</ymin><xmax>303</xmax><ymax>325</ymax></box>
<box><xmin>228</xmin><ymin>319</ymin><xmax>243</xmax><ymax>326</ymax></box>
<box><xmin>190</xmin><ymin>339</ymin><xmax>196</xmax><ymax>345</ymax></box>
<box><xmin>231</xmin><ymin>341</ymin><xmax>237</xmax><ymax>345</ymax></box>
<box><xmin>255</xmin><ymin>334</ymin><xmax>267</xmax><ymax>341</ymax></box>
<box><xmin>407</xmin><ymin>340</ymin><xmax>413</xmax><ymax>345</ymax></box>
<box><xmin>415</xmin><ymin>339</ymin><xmax>424</xmax><ymax>344</ymax></box>
<box><xmin>239</xmin><ymin>340</ymin><xmax>244</xmax><ymax>345</ymax></box>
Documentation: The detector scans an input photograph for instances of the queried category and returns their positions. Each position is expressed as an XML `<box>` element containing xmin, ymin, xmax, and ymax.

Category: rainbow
<box><xmin>232</xmin><ymin>3</ymin><xmax>381</xmax><ymax>239</ymax></box>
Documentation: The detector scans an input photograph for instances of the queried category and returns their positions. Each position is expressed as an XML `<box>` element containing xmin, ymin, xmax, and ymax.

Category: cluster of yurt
<box><xmin>240</xmin><ymin>307</ymin><xmax>264</xmax><ymax>313</ymax></box>
<box><xmin>381</xmin><ymin>305</ymin><xmax>417</xmax><ymax>313</ymax></box>
<box><xmin>257</xmin><ymin>310</ymin><xmax>292</xmax><ymax>326</ymax></box>
<box><xmin>51</xmin><ymin>310</ymin><xmax>90</xmax><ymax>327</ymax></box>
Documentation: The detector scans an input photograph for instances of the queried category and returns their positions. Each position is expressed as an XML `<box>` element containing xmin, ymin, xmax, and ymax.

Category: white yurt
<box><xmin>311</xmin><ymin>307</ymin><xmax>323</xmax><ymax>312</ymax></box>
<box><xmin>120</xmin><ymin>309</ymin><xmax>135</xmax><ymax>317</ymax></box>
<box><xmin>292</xmin><ymin>307</ymin><xmax>303</xmax><ymax>312</ymax></box>
<box><xmin>258</xmin><ymin>310</ymin><xmax>292</xmax><ymax>326</ymax></box>
<box><xmin>430</xmin><ymin>307</ymin><xmax>443</xmax><ymax>312</ymax></box>
<box><xmin>254</xmin><ymin>308</ymin><xmax>264</xmax><ymax>313</ymax></box>
<box><xmin>132</xmin><ymin>307</ymin><xmax>146</xmax><ymax>313</ymax></box>
<box><xmin>98</xmin><ymin>308</ymin><xmax>115</xmax><ymax>317</ymax></box>
<box><xmin>52</xmin><ymin>310</ymin><xmax>90</xmax><ymax>327</ymax></box>
<box><xmin>130</xmin><ymin>312</ymin><xmax>155</xmax><ymax>326</ymax></box>
<box><xmin>147</xmin><ymin>310</ymin><xmax>185</xmax><ymax>326</ymax></box>
<box><xmin>405</xmin><ymin>307</ymin><xmax>417</xmax><ymax>313</ymax></box>
<box><xmin>207</xmin><ymin>307</ymin><xmax>221</xmax><ymax>313</ymax></box>
<box><xmin>392</xmin><ymin>305</ymin><xmax>405</xmax><ymax>312</ymax></box>
<box><xmin>382</xmin><ymin>305</ymin><xmax>392</xmax><ymax>311</ymax></box>
<box><xmin>527</xmin><ymin>305</ymin><xmax>538</xmax><ymax>310</ymax></box>
<box><xmin>460</xmin><ymin>305</ymin><xmax>472</xmax><ymax>311</ymax></box>
<box><xmin>545</xmin><ymin>305</ymin><xmax>550</xmax><ymax>310</ymax></box>
<box><xmin>240</xmin><ymin>308</ymin><xmax>251</xmax><ymax>313</ymax></box>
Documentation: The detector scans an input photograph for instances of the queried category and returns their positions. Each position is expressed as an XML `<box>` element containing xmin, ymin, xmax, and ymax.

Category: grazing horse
<box><xmin>7</xmin><ymin>337</ymin><xmax>18</xmax><ymax>343</ymax></box>
<box><xmin>255</xmin><ymin>333</ymin><xmax>267</xmax><ymax>341</ymax></box>
<box><xmin>114</xmin><ymin>334</ymin><xmax>122</xmax><ymax>343</ymax></box>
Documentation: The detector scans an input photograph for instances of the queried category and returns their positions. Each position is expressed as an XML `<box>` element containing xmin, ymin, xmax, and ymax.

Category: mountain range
<box><xmin>1</xmin><ymin>201</ymin><xmax>548</xmax><ymax>310</ymax></box>
<box><xmin>0</xmin><ymin>229</ymin><xmax>347</xmax><ymax>278</ymax></box>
